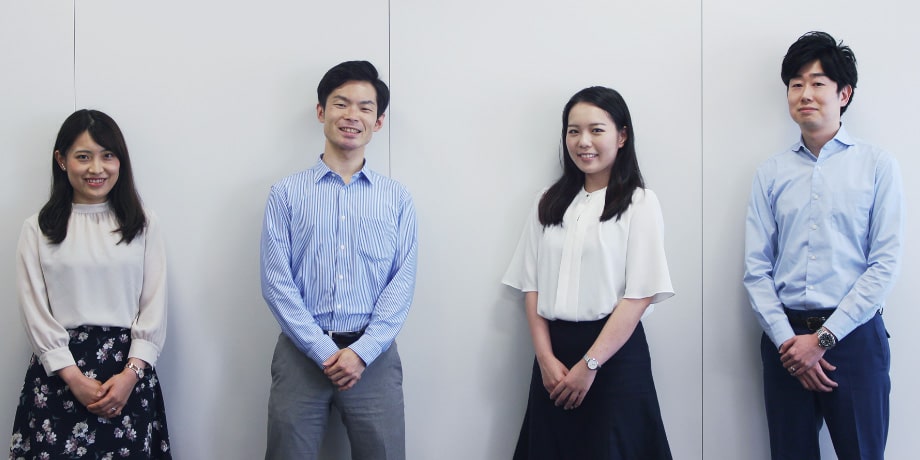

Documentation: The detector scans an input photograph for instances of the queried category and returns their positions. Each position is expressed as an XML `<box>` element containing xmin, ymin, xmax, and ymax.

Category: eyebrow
<box><xmin>567</xmin><ymin>122</ymin><xmax>609</xmax><ymax>127</ymax></box>
<box><xmin>331</xmin><ymin>95</ymin><xmax>377</xmax><ymax>107</ymax></box>
<box><xmin>792</xmin><ymin>72</ymin><xmax>828</xmax><ymax>79</ymax></box>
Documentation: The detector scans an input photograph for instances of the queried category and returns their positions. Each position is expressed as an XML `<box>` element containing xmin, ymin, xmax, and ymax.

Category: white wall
<box><xmin>0</xmin><ymin>1</ymin><xmax>914</xmax><ymax>459</ymax></box>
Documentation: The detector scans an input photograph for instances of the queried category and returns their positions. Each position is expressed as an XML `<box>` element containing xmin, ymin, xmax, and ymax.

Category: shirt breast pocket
<box><xmin>830</xmin><ymin>188</ymin><xmax>872</xmax><ymax>236</ymax></box>
<box><xmin>356</xmin><ymin>217</ymin><xmax>397</xmax><ymax>263</ymax></box>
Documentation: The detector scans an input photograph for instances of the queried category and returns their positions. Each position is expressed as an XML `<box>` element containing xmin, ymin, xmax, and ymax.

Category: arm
<box><xmin>16</xmin><ymin>219</ymin><xmax>78</xmax><ymax>376</ymax></box>
<box><xmin>524</xmin><ymin>291</ymin><xmax>569</xmax><ymax>395</ymax></box>
<box><xmin>92</xmin><ymin>213</ymin><xmax>167</xmax><ymax>417</ymax></box>
<box><xmin>743</xmin><ymin>169</ymin><xmax>795</xmax><ymax>348</ymax></box>
<box><xmin>261</xmin><ymin>185</ymin><xmax>340</xmax><ymax>368</ymax></box>
<box><xmin>326</xmin><ymin>192</ymin><xmax>418</xmax><ymax>389</ymax></box>
<box><xmin>550</xmin><ymin>297</ymin><xmax>651</xmax><ymax>410</ymax></box>
<box><xmin>823</xmin><ymin>155</ymin><xmax>903</xmax><ymax>339</ymax></box>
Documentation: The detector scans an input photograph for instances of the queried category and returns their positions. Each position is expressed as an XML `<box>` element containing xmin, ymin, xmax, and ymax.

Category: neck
<box><xmin>801</xmin><ymin>124</ymin><xmax>840</xmax><ymax>158</ymax></box>
<box><xmin>584</xmin><ymin>174</ymin><xmax>608</xmax><ymax>193</ymax></box>
<box><xmin>322</xmin><ymin>144</ymin><xmax>365</xmax><ymax>184</ymax></box>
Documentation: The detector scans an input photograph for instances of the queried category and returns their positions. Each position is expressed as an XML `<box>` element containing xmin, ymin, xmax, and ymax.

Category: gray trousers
<box><xmin>265</xmin><ymin>333</ymin><xmax>405</xmax><ymax>460</ymax></box>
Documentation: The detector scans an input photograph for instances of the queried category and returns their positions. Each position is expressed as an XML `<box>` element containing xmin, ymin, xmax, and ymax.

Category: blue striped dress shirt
<box><xmin>261</xmin><ymin>157</ymin><xmax>418</xmax><ymax>367</ymax></box>
<box><xmin>744</xmin><ymin>126</ymin><xmax>904</xmax><ymax>348</ymax></box>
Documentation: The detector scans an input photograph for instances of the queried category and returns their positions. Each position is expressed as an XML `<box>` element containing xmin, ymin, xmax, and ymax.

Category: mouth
<box><xmin>577</xmin><ymin>153</ymin><xmax>598</xmax><ymax>159</ymax></box>
<box><xmin>85</xmin><ymin>178</ymin><xmax>107</xmax><ymax>187</ymax></box>
<box><xmin>339</xmin><ymin>127</ymin><xmax>362</xmax><ymax>134</ymax></box>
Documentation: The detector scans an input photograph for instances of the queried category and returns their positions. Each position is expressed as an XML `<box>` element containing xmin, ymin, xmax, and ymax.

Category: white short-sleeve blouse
<box><xmin>503</xmin><ymin>187</ymin><xmax>674</xmax><ymax>321</ymax></box>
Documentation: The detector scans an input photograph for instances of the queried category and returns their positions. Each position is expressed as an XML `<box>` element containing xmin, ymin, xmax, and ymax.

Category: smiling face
<box><xmin>55</xmin><ymin>130</ymin><xmax>120</xmax><ymax>204</ymax></box>
<box><xmin>565</xmin><ymin>102</ymin><xmax>627</xmax><ymax>190</ymax></box>
<box><xmin>787</xmin><ymin>59</ymin><xmax>852</xmax><ymax>137</ymax></box>
<box><xmin>316</xmin><ymin>80</ymin><xmax>385</xmax><ymax>158</ymax></box>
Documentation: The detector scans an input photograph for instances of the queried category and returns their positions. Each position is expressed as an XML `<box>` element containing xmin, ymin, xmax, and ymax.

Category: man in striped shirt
<box><xmin>261</xmin><ymin>60</ymin><xmax>418</xmax><ymax>460</ymax></box>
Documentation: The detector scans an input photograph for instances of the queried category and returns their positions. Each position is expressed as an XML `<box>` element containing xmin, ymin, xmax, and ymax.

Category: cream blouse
<box><xmin>17</xmin><ymin>202</ymin><xmax>167</xmax><ymax>375</ymax></box>
<box><xmin>503</xmin><ymin>187</ymin><xmax>674</xmax><ymax>321</ymax></box>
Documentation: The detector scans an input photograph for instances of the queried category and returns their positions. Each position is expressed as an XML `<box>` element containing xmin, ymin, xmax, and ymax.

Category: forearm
<box><xmin>524</xmin><ymin>292</ymin><xmax>554</xmax><ymax>362</ymax></box>
<box><xmin>586</xmin><ymin>297</ymin><xmax>651</xmax><ymax>365</ymax></box>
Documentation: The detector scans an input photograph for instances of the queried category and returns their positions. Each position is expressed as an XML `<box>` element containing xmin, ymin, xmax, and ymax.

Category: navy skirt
<box><xmin>9</xmin><ymin>326</ymin><xmax>172</xmax><ymax>459</ymax></box>
<box><xmin>513</xmin><ymin>319</ymin><xmax>672</xmax><ymax>460</ymax></box>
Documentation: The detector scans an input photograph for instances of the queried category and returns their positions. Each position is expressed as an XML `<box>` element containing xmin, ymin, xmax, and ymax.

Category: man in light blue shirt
<box><xmin>261</xmin><ymin>61</ymin><xmax>418</xmax><ymax>460</ymax></box>
<box><xmin>744</xmin><ymin>32</ymin><xmax>903</xmax><ymax>460</ymax></box>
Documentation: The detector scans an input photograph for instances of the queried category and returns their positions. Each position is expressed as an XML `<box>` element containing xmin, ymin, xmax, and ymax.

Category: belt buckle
<box><xmin>805</xmin><ymin>317</ymin><xmax>826</xmax><ymax>331</ymax></box>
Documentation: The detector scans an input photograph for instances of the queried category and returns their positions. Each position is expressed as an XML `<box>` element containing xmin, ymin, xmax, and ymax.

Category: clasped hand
<box><xmin>779</xmin><ymin>335</ymin><xmax>838</xmax><ymax>392</ymax></box>
<box><xmin>538</xmin><ymin>356</ymin><xmax>596</xmax><ymax>411</ymax></box>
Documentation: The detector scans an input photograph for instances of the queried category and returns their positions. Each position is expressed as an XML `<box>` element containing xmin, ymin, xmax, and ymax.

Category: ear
<box><xmin>618</xmin><ymin>127</ymin><xmax>628</xmax><ymax>148</ymax></box>
<box><xmin>54</xmin><ymin>151</ymin><xmax>65</xmax><ymax>169</ymax></box>
<box><xmin>838</xmin><ymin>85</ymin><xmax>853</xmax><ymax>107</ymax></box>
<box><xmin>373</xmin><ymin>113</ymin><xmax>386</xmax><ymax>132</ymax></box>
<box><xmin>316</xmin><ymin>103</ymin><xmax>325</xmax><ymax>123</ymax></box>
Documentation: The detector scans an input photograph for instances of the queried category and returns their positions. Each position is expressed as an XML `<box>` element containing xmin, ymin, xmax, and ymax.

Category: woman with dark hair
<box><xmin>9</xmin><ymin>110</ymin><xmax>172</xmax><ymax>459</ymax></box>
<box><xmin>503</xmin><ymin>87</ymin><xmax>674</xmax><ymax>459</ymax></box>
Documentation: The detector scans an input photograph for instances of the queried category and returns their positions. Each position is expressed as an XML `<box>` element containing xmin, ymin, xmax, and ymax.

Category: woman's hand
<box><xmin>57</xmin><ymin>365</ymin><xmax>104</xmax><ymax>409</ymax></box>
<box><xmin>550</xmin><ymin>361</ymin><xmax>597</xmax><ymax>410</ymax></box>
<box><xmin>537</xmin><ymin>355</ymin><xmax>569</xmax><ymax>395</ymax></box>
<box><xmin>86</xmin><ymin>369</ymin><xmax>139</xmax><ymax>419</ymax></box>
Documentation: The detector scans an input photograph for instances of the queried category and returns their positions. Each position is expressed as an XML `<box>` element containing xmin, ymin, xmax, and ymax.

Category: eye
<box><xmin>567</xmin><ymin>129</ymin><xmax>579</xmax><ymax>135</ymax></box>
<box><xmin>104</xmin><ymin>152</ymin><xmax>117</xmax><ymax>159</ymax></box>
<box><xmin>74</xmin><ymin>154</ymin><xmax>89</xmax><ymax>161</ymax></box>
<box><xmin>334</xmin><ymin>103</ymin><xmax>346</xmax><ymax>108</ymax></box>
<box><xmin>361</xmin><ymin>107</ymin><xmax>373</xmax><ymax>113</ymax></box>
<box><xmin>592</xmin><ymin>128</ymin><xmax>605</xmax><ymax>134</ymax></box>
<box><xmin>791</xmin><ymin>83</ymin><xmax>803</xmax><ymax>88</ymax></box>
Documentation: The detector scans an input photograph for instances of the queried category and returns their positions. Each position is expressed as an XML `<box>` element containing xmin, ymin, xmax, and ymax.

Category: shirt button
<box><xmin>340</xmin><ymin>245</ymin><xmax>345</xmax><ymax>250</ymax></box>
<box><xmin>811</xmin><ymin>224</ymin><xmax>817</xmax><ymax>230</ymax></box>
<box><xmin>807</xmin><ymin>286</ymin><xmax>814</xmax><ymax>290</ymax></box>
<box><xmin>810</xmin><ymin>255</ymin><xmax>816</xmax><ymax>260</ymax></box>
<box><xmin>340</xmin><ymin>215</ymin><xmax>346</xmax><ymax>220</ymax></box>
<box><xmin>338</xmin><ymin>274</ymin><xmax>344</xmax><ymax>280</ymax></box>
<box><xmin>336</xmin><ymin>304</ymin><xmax>342</xmax><ymax>309</ymax></box>
<box><xmin>812</xmin><ymin>194</ymin><xmax>819</xmax><ymax>200</ymax></box>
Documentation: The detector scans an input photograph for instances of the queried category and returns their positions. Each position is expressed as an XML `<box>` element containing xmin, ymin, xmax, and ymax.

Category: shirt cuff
<box><xmin>768</xmin><ymin>322</ymin><xmax>796</xmax><ymax>349</ymax></box>
<box><xmin>41</xmin><ymin>346</ymin><xmax>77</xmax><ymax>377</ymax></box>
<box><xmin>348</xmin><ymin>337</ymin><xmax>382</xmax><ymax>366</ymax></box>
<box><xmin>307</xmin><ymin>337</ymin><xmax>341</xmax><ymax>369</ymax></box>
<box><xmin>822</xmin><ymin>313</ymin><xmax>860</xmax><ymax>342</ymax></box>
<box><xmin>128</xmin><ymin>339</ymin><xmax>162</xmax><ymax>368</ymax></box>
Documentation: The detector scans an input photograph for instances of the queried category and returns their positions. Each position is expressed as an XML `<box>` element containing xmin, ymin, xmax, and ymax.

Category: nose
<box><xmin>577</xmin><ymin>132</ymin><xmax>592</xmax><ymax>148</ymax></box>
<box><xmin>88</xmin><ymin>157</ymin><xmax>103</xmax><ymax>174</ymax></box>
<box><xmin>801</xmin><ymin>84</ymin><xmax>814</xmax><ymax>101</ymax></box>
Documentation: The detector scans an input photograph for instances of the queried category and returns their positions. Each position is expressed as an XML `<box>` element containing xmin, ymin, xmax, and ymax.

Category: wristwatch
<box><xmin>816</xmin><ymin>327</ymin><xmax>837</xmax><ymax>349</ymax></box>
<box><xmin>583</xmin><ymin>356</ymin><xmax>600</xmax><ymax>371</ymax></box>
<box><xmin>125</xmin><ymin>362</ymin><xmax>145</xmax><ymax>380</ymax></box>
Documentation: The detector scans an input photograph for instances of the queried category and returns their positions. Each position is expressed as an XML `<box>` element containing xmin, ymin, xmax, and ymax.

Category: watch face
<box><xmin>818</xmin><ymin>331</ymin><xmax>835</xmax><ymax>348</ymax></box>
<box><xmin>586</xmin><ymin>357</ymin><xmax>599</xmax><ymax>370</ymax></box>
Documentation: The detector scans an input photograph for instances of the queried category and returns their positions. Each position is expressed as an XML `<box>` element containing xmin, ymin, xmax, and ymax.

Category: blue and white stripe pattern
<box><xmin>261</xmin><ymin>157</ymin><xmax>418</xmax><ymax>367</ymax></box>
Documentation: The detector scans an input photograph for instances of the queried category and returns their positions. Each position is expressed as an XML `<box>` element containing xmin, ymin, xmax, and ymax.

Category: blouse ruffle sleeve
<box><xmin>623</xmin><ymin>189</ymin><xmax>674</xmax><ymax>304</ymax></box>
<box><xmin>17</xmin><ymin>217</ymin><xmax>77</xmax><ymax>376</ymax></box>
<box><xmin>128</xmin><ymin>211</ymin><xmax>168</xmax><ymax>367</ymax></box>
<box><xmin>502</xmin><ymin>192</ymin><xmax>544</xmax><ymax>292</ymax></box>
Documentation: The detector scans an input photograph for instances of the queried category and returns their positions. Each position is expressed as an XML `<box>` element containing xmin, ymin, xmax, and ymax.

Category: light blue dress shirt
<box><xmin>744</xmin><ymin>126</ymin><xmax>903</xmax><ymax>348</ymax></box>
<box><xmin>261</xmin><ymin>157</ymin><xmax>418</xmax><ymax>367</ymax></box>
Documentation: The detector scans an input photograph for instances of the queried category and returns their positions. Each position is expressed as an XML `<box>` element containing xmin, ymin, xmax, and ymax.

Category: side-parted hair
<box><xmin>538</xmin><ymin>86</ymin><xmax>644</xmax><ymax>226</ymax></box>
<box><xmin>39</xmin><ymin>109</ymin><xmax>146</xmax><ymax>244</ymax></box>
<box><xmin>317</xmin><ymin>61</ymin><xmax>390</xmax><ymax>117</ymax></box>
<box><xmin>781</xmin><ymin>31</ymin><xmax>858</xmax><ymax>114</ymax></box>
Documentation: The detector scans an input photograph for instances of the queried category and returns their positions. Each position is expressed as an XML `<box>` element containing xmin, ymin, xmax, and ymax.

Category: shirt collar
<box><xmin>309</xmin><ymin>155</ymin><xmax>375</xmax><ymax>185</ymax></box>
<box><xmin>792</xmin><ymin>124</ymin><xmax>855</xmax><ymax>159</ymax></box>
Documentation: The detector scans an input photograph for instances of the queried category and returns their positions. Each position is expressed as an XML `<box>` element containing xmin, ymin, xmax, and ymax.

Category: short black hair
<box><xmin>781</xmin><ymin>31</ymin><xmax>858</xmax><ymax>114</ymax></box>
<box><xmin>317</xmin><ymin>61</ymin><xmax>389</xmax><ymax>117</ymax></box>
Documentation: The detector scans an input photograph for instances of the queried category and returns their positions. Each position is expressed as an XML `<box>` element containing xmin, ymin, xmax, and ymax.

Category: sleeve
<box><xmin>349</xmin><ymin>189</ymin><xmax>419</xmax><ymax>365</ymax></box>
<box><xmin>623</xmin><ymin>189</ymin><xmax>674</xmax><ymax>304</ymax></box>
<box><xmin>743</xmin><ymin>167</ymin><xmax>793</xmax><ymax>348</ymax></box>
<box><xmin>16</xmin><ymin>218</ymin><xmax>77</xmax><ymax>376</ymax></box>
<box><xmin>260</xmin><ymin>184</ymin><xmax>339</xmax><ymax>368</ymax></box>
<box><xmin>824</xmin><ymin>154</ymin><xmax>904</xmax><ymax>340</ymax></box>
<box><xmin>501</xmin><ymin>192</ymin><xmax>543</xmax><ymax>292</ymax></box>
<box><xmin>128</xmin><ymin>211</ymin><xmax>168</xmax><ymax>366</ymax></box>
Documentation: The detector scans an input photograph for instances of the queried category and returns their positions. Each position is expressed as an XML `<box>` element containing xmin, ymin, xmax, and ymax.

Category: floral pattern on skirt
<box><xmin>9</xmin><ymin>326</ymin><xmax>171</xmax><ymax>460</ymax></box>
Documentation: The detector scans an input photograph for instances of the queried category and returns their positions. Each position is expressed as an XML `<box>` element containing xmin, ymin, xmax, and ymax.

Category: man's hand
<box><xmin>323</xmin><ymin>348</ymin><xmax>367</xmax><ymax>391</ymax></box>
<box><xmin>779</xmin><ymin>335</ymin><xmax>838</xmax><ymax>391</ymax></box>
<box><xmin>549</xmin><ymin>361</ymin><xmax>597</xmax><ymax>411</ymax></box>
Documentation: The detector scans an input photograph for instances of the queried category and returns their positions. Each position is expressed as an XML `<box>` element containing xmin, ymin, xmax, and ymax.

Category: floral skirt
<box><xmin>9</xmin><ymin>326</ymin><xmax>171</xmax><ymax>460</ymax></box>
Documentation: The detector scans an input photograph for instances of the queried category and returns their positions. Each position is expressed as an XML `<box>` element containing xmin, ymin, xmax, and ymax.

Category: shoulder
<box><xmin>630</xmin><ymin>187</ymin><xmax>661</xmax><ymax>208</ymax></box>
<box><xmin>20</xmin><ymin>213</ymin><xmax>40</xmax><ymax>235</ymax></box>
<box><xmin>364</xmin><ymin>169</ymin><xmax>415</xmax><ymax>203</ymax></box>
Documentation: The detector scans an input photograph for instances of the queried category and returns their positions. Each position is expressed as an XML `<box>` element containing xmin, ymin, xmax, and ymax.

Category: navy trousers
<box><xmin>761</xmin><ymin>311</ymin><xmax>890</xmax><ymax>460</ymax></box>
